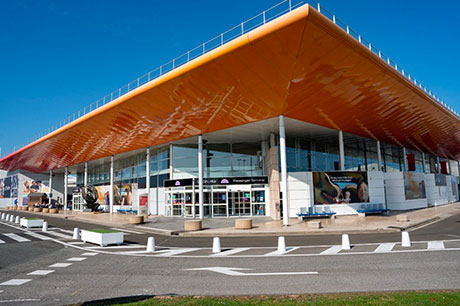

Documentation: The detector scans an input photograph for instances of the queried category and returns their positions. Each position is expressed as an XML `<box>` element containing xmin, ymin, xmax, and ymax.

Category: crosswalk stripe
<box><xmin>264</xmin><ymin>247</ymin><xmax>299</xmax><ymax>256</ymax></box>
<box><xmin>320</xmin><ymin>245</ymin><xmax>342</xmax><ymax>255</ymax></box>
<box><xmin>24</xmin><ymin>231</ymin><xmax>52</xmax><ymax>240</ymax></box>
<box><xmin>0</xmin><ymin>238</ymin><xmax>5</xmax><ymax>244</ymax></box>
<box><xmin>155</xmin><ymin>248</ymin><xmax>198</xmax><ymax>257</ymax></box>
<box><xmin>374</xmin><ymin>243</ymin><xmax>396</xmax><ymax>253</ymax></box>
<box><xmin>3</xmin><ymin>233</ymin><xmax>31</xmax><ymax>242</ymax></box>
<box><xmin>427</xmin><ymin>241</ymin><xmax>445</xmax><ymax>249</ymax></box>
<box><xmin>211</xmin><ymin>248</ymin><xmax>250</xmax><ymax>257</ymax></box>
<box><xmin>45</xmin><ymin>231</ymin><xmax>72</xmax><ymax>240</ymax></box>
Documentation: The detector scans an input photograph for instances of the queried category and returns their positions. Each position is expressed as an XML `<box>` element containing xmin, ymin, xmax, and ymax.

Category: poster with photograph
<box><xmin>404</xmin><ymin>172</ymin><xmax>426</xmax><ymax>200</ymax></box>
<box><xmin>434</xmin><ymin>174</ymin><xmax>447</xmax><ymax>186</ymax></box>
<box><xmin>11</xmin><ymin>175</ymin><xmax>18</xmax><ymax>197</ymax></box>
<box><xmin>313</xmin><ymin>172</ymin><xmax>369</xmax><ymax>205</ymax></box>
<box><xmin>0</xmin><ymin>177</ymin><xmax>12</xmax><ymax>198</ymax></box>
<box><xmin>23</xmin><ymin>180</ymin><xmax>50</xmax><ymax>195</ymax></box>
<box><xmin>452</xmin><ymin>176</ymin><xmax>458</xmax><ymax>197</ymax></box>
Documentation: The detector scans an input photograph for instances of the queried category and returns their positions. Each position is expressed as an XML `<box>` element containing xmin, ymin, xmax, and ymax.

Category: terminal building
<box><xmin>0</xmin><ymin>1</ymin><xmax>459</xmax><ymax>224</ymax></box>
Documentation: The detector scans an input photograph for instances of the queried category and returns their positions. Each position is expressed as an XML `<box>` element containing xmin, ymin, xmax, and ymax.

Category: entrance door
<box><xmin>229</xmin><ymin>191</ymin><xmax>251</xmax><ymax>216</ymax></box>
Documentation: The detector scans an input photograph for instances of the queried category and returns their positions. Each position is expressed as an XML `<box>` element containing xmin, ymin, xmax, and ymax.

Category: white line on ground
<box><xmin>0</xmin><ymin>299</ymin><xmax>41</xmax><ymax>303</ymax></box>
<box><xmin>320</xmin><ymin>245</ymin><xmax>342</xmax><ymax>255</ymax></box>
<box><xmin>45</xmin><ymin>231</ymin><xmax>72</xmax><ymax>240</ymax></box>
<box><xmin>66</xmin><ymin>257</ymin><xmax>87</xmax><ymax>262</ymax></box>
<box><xmin>264</xmin><ymin>247</ymin><xmax>299</xmax><ymax>256</ymax></box>
<box><xmin>86</xmin><ymin>245</ymin><xmax>144</xmax><ymax>249</ymax></box>
<box><xmin>155</xmin><ymin>248</ymin><xmax>198</xmax><ymax>257</ymax></box>
<box><xmin>0</xmin><ymin>239</ymin><xmax>4</xmax><ymax>244</ymax></box>
<box><xmin>53</xmin><ymin>228</ymin><xmax>73</xmax><ymax>234</ymax></box>
<box><xmin>49</xmin><ymin>263</ymin><xmax>72</xmax><ymax>268</ymax></box>
<box><xmin>427</xmin><ymin>241</ymin><xmax>445</xmax><ymax>249</ymax></box>
<box><xmin>27</xmin><ymin>270</ymin><xmax>55</xmax><ymax>276</ymax></box>
<box><xmin>0</xmin><ymin>279</ymin><xmax>32</xmax><ymax>286</ymax></box>
<box><xmin>2</xmin><ymin>233</ymin><xmax>30</xmax><ymax>242</ymax></box>
<box><xmin>110</xmin><ymin>228</ymin><xmax>144</xmax><ymax>234</ymax></box>
<box><xmin>80</xmin><ymin>252</ymin><xmax>98</xmax><ymax>256</ymax></box>
<box><xmin>374</xmin><ymin>243</ymin><xmax>396</xmax><ymax>253</ymax></box>
<box><xmin>24</xmin><ymin>231</ymin><xmax>52</xmax><ymax>240</ymax></box>
<box><xmin>68</xmin><ymin>241</ymin><xmax>86</xmax><ymax>245</ymax></box>
<box><xmin>211</xmin><ymin>248</ymin><xmax>250</xmax><ymax>257</ymax></box>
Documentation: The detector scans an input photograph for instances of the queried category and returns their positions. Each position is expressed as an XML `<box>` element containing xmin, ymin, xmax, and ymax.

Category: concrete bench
<box><xmin>184</xmin><ymin>220</ymin><xmax>202</xmax><ymax>231</ymax></box>
<box><xmin>307</xmin><ymin>220</ymin><xmax>322</xmax><ymax>229</ymax></box>
<box><xmin>396</xmin><ymin>214</ymin><xmax>410</xmax><ymax>222</ymax></box>
<box><xmin>235</xmin><ymin>219</ymin><xmax>252</xmax><ymax>230</ymax></box>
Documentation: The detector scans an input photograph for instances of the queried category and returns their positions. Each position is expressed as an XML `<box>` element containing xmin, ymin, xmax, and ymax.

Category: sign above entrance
<box><xmin>164</xmin><ymin>176</ymin><xmax>268</xmax><ymax>188</ymax></box>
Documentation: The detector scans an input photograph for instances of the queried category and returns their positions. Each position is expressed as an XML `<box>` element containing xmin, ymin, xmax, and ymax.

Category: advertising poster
<box><xmin>404</xmin><ymin>172</ymin><xmax>426</xmax><ymax>200</ymax></box>
<box><xmin>0</xmin><ymin>177</ymin><xmax>12</xmax><ymax>198</ymax></box>
<box><xmin>452</xmin><ymin>176</ymin><xmax>458</xmax><ymax>197</ymax></box>
<box><xmin>94</xmin><ymin>183</ymin><xmax>138</xmax><ymax>209</ymax></box>
<box><xmin>434</xmin><ymin>174</ymin><xmax>447</xmax><ymax>186</ymax></box>
<box><xmin>313</xmin><ymin>172</ymin><xmax>369</xmax><ymax>205</ymax></box>
<box><xmin>11</xmin><ymin>175</ymin><xmax>18</xmax><ymax>197</ymax></box>
<box><xmin>23</xmin><ymin>180</ymin><xmax>50</xmax><ymax>195</ymax></box>
<box><xmin>138</xmin><ymin>194</ymin><xmax>148</xmax><ymax>215</ymax></box>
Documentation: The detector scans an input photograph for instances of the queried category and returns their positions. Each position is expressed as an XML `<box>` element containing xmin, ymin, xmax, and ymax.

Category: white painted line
<box><xmin>54</xmin><ymin>228</ymin><xmax>73</xmax><ymax>234</ymax></box>
<box><xmin>264</xmin><ymin>247</ymin><xmax>299</xmax><ymax>256</ymax></box>
<box><xmin>0</xmin><ymin>239</ymin><xmax>4</xmax><ymax>244</ymax></box>
<box><xmin>0</xmin><ymin>298</ymin><xmax>41</xmax><ymax>303</ymax></box>
<box><xmin>374</xmin><ymin>243</ymin><xmax>396</xmax><ymax>253</ymax></box>
<box><xmin>320</xmin><ymin>245</ymin><xmax>342</xmax><ymax>255</ymax></box>
<box><xmin>155</xmin><ymin>248</ymin><xmax>198</xmax><ymax>257</ymax></box>
<box><xmin>211</xmin><ymin>248</ymin><xmax>250</xmax><ymax>257</ymax></box>
<box><xmin>68</xmin><ymin>241</ymin><xmax>86</xmax><ymax>245</ymax></box>
<box><xmin>115</xmin><ymin>250</ymin><xmax>152</xmax><ymax>254</ymax></box>
<box><xmin>0</xmin><ymin>279</ymin><xmax>32</xmax><ymax>286</ymax></box>
<box><xmin>86</xmin><ymin>244</ymin><xmax>143</xmax><ymax>249</ymax></box>
<box><xmin>80</xmin><ymin>252</ymin><xmax>98</xmax><ymax>256</ymax></box>
<box><xmin>186</xmin><ymin>267</ymin><xmax>318</xmax><ymax>276</ymax></box>
<box><xmin>66</xmin><ymin>257</ymin><xmax>87</xmax><ymax>262</ymax></box>
<box><xmin>110</xmin><ymin>227</ymin><xmax>144</xmax><ymax>234</ymax></box>
<box><xmin>24</xmin><ymin>231</ymin><xmax>52</xmax><ymax>240</ymax></box>
<box><xmin>49</xmin><ymin>263</ymin><xmax>72</xmax><ymax>268</ymax></box>
<box><xmin>45</xmin><ymin>231</ymin><xmax>72</xmax><ymax>240</ymax></box>
<box><xmin>427</xmin><ymin>241</ymin><xmax>445</xmax><ymax>250</ymax></box>
<box><xmin>27</xmin><ymin>270</ymin><xmax>55</xmax><ymax>276</ymax></box>
<box><xmin>0</xmin><ymin>290</ymin><xmax>3</xmax><ymax>293</ymax></box>
<box><xmin>3</xmin><ymin>233</ymin><xmax>30</xmax><ymax>242</ymax></box>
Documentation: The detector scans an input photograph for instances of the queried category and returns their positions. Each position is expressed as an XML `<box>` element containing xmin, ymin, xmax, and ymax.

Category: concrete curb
<box><xmin>387</xmin><ymin>217</ymin><xmax>442</xmax><ymax>232</ymax></box>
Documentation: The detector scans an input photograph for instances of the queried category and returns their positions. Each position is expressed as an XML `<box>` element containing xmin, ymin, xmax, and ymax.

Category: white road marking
<box><xmin>54</xmin><ymin>228</ymin><xmax>73</xmax><ymax>234</ymax></box>
<box><xmin>45</xmin><ymin>231</ymin><xmax>72</xmax><ymax>240</ymax></box>
<box><xmin>320</xmin><ymin>245</ymin><xmax>342</xmax><ymax>255</ymax></box>
<box><xmin>0</xmin><ymin>290</ymin><xmax>3</xmax><ymax>293</ymax></box>
<box><xmin>68</xmin><ymin>241</ymin><xmax>86</xmax><ymax>245</ymax></box>
<box><xmin>0</xmin><ymin>279</ymin><xmax>32</xmax><ymax>286</ymax></box>
<box><xmin>66</xmin><ymin>257</ymin><xmax>87</xmax><ymax>262</ymax></box>
<box><xmin>186</xmin><ymin>267</ymin><xmax>318</xmax><ymax>276</ymax></box>
<box><xmin>24</xmin><ymin>231</ymin><xmax>52</xmax><ymax>240</ymax></box>
<box><xmin>49</xmin><ymin>263</ymin><xmax>72</xmax><ymax>268</ymax></box>
<box><xmin>80</xmin><ymin>252</ymin><xmax>98</xmax><ymax>256</ymax></box>
<box><xmin>110</xmin><ymin>228</ymin><xmax>144</xmax><ymax>234</ymax></box>
<box><xmin>3</xmin><ymin>233</ymin><xmax>30</xmax><ymax>242</ymax></box>
<box><xmin>264</xmin><ymin>247</ymin><xmax>299</xmax><ymax>256</ymax></box>
<box><xmin>0</xmin><ymin>239</ymin><xmax>4</xmax><ymax>244</ymax></box>
<box><xmin>0</xmin><ymin>299</ymin><xmax>41</xmax><ymax>303</ymax></box>
<box><xmin>211</xmin><ymin>248</ymin><xmax>250</xmax><ymax>257</ymax></box>
<box><xmin>27</xmin><ymin>270</ymin><xmax>55</xmax><ymax>276</ymax></box>
<box><xmin>427</xmin><ymin>241</ymin><xmax>445</xmax><ymax>250</ymax></box>
<box><xmin>374</xmin><ymin>243</ymin><xmax>396</xmax><ymax>253</ymax></box>
<box><xmin>155</xmin><ymin>248</ymin><xmax>198</xmax><ymax>257</ymax></box>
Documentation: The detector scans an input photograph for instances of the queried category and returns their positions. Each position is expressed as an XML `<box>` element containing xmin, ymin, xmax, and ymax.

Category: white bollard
<box><xmin>9</xmin><ymin>215</ymin><xmax>14</xmax><ymax>222</ymax></box>
<box><xmin>73</xmin><ymin>228</ymin><xmax>80</xmax><ymax>240</ymax></box>
<box><xmin>15</xmin><ymin>216</ymin><xmax>20</xmax><ymax>224</ymax></box>
<box><xmin>146</xmin><ymin>237</ymin><xmax>155</xmax><ymax>252</ymax></box>
<box><xmin>401</xmin><ymin>231</ymin><xmax>411</xmax><ymax>247</ymax></box>
<box><xmin>342</xmin><ymin>234</ymin><xmax>351</xmax><ymax>250</ymax></box>
<box><xmin>42</xmin><ymin>221</ymin><xmax>48</xmax><ymax>232</ymax></box>
<box><xmin>212</xmin><ymin>237</ymin><xmax>221</xmax><ymax>253</ymax></box>
<box><xmin>277</xmin><ymin>236</ymin><xmax>286</xmax><ymax>253</ymax></box>
<box><xmin>1</xmin><ymin>213</ymin><xmax>4</xmax><ymax>220</ymax></box>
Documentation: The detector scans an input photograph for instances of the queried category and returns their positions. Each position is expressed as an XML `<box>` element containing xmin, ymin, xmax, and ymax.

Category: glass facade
<box><xmin>149</xmin><ymin>147</ymin><xmax>170</xmax><ymax>187</ymax></box>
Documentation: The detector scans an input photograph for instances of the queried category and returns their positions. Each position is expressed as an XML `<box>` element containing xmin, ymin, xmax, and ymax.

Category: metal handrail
<box><xmin>4</xmin><ymin>0</ymin><xmax>458</xmax><ymax>158</ymax></box>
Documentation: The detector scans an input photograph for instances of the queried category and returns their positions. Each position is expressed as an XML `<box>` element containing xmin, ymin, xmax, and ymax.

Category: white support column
<box><xmin>110</xmin><ymin>155</ymin><xmax>114</xmax><ymax>214</ymax></box>
<box><xmin>64</xmin><ymin>167</ymin><xmax>68</xmax><ymax>211</ymax></box>
<box><xmin>338</xmin><ymin>131</ymin><xmax>345</xmax><ymax>171</ymax></box>
<box><xmin>169</xmin><ymin>143</ymin><xmax>174</xmax><ymax>180</ymax></box>
<box><xmin>447</xmin><ymin>159</ymin><xmax>452</xmax><ymax>175</ymax></box>
<box><xmin>458</xmin><ymin>160</ymin><xmax>460</xmax><ymax>177</ymax></box>
<box><xmin>437</xmin><ymin>156</ymin><xmax>441</xmax><ymax>174</ymax></box>
<box><xmin>49</xmin><ymin>170</ymin><xmax>53</xmax><ymax>201</ymax></box>
<box><xmin>198</xmin><ymin>135</ymin><xmax>204</xmax><ymax>220</ymax></box>
<box><xmin>402</xmin><ymin>148</ymin><xmax>408</xmax><ymax>172</ymax></box>
<box><xmin>422</xmin><ymin>152</ymin><xmax>426</xmax><ymax>173</ymax></box>
<box><xmin>146</xmin><ymin>148</ymin><xmax>150</xmax><ymax>214</ymax></box>
<box><xmin>376</xmin><ymin>140</ymin><xmax>382</xmax><ymax>171</ymax></box>
<box><xmin>84</xmin><ymin>162</ymin><xmax>88</xmax><ymax>186</ymax></box>
<box><xmin>279</xmin><ymin>115</ymin><xmax>289</xmax><ymax>226</ymax></box>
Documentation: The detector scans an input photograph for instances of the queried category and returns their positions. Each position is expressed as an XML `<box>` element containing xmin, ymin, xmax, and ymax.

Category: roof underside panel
<box><xmin>1</xmin><ymin>5</ymin><xmax>459</xmax><ymax>173</ymax></box>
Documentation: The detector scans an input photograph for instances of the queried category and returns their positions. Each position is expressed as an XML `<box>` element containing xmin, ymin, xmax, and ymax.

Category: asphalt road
<box><xmin>0</xmin><ymin>212</ymin><xmax>459</xmax><ymax>305</ymax></box>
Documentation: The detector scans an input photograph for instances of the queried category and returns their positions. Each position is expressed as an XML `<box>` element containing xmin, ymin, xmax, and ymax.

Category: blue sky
<box><xmin>0</xmin><ymin>0</ymin><xmax>459</xmax><ymax>157</ymax></box>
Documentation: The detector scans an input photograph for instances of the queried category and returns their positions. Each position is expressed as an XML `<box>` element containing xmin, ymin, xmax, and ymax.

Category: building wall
<box><xmin>264</xmin><ymin>146</ymin><xmax>280</xmax><ymax>220</ymax></box>
<box><xmin>384</xmin><ymin>172</ymin><xmax>427</xmax><ymax>210</ymax></box>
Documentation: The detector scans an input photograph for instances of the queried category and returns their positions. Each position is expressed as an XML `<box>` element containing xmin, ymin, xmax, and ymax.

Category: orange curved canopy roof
<box><xmin>1</xmin><ymin>4</ymin><xmax>459</xmax><ymax>173</ymax></box>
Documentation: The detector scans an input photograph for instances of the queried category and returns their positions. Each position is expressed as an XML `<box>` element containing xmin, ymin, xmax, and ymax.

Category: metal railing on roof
<box><xmin>3</xmin><ymin>0</ymin><xmax>458</xmax><ymax>158</ymax></box>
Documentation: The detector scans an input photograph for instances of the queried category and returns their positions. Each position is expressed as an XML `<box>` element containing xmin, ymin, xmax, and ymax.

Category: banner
<box><xmin>0</xmin><ymin>176</ymin><xmax>17</xmax><ymax>198</ymax></box>
<box><xmin>435</xmin><ymin>174</ymin><xmax>447</xmax><ymax>186</ymax></box>
<box><xmin>404</xmin><ymin>172</ymin><xmax>426</xmax><ymax>200</ymax></box>
<box><xmin>313</xmin><ymin>172</ymin><xmax>369</xmax><ymax>205</ymax></box>
<box><xmin>23</xmin><ymin>180</ymin><xmax>50</xmax><ymax>195</ymax></box>
<box><xmin>452</xmin><ymin>176</ymin><xmax>458</xmax><ymax>197</ymax></box>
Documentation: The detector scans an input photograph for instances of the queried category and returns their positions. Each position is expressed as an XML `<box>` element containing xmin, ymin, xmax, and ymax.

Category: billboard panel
<box><xmin>404</xmin><ymin>172</ymin><xmax>426</xmax><ymax>200</ymax></box>
<box><xmin>313</xmin><ymin>172</ymin><xmax>369</xmax><ymax>205</ymax></box>
<box><xmin>434</xmin><ymin>174</ymin><xmax>447</xmax><ymax>186</ymax></box>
